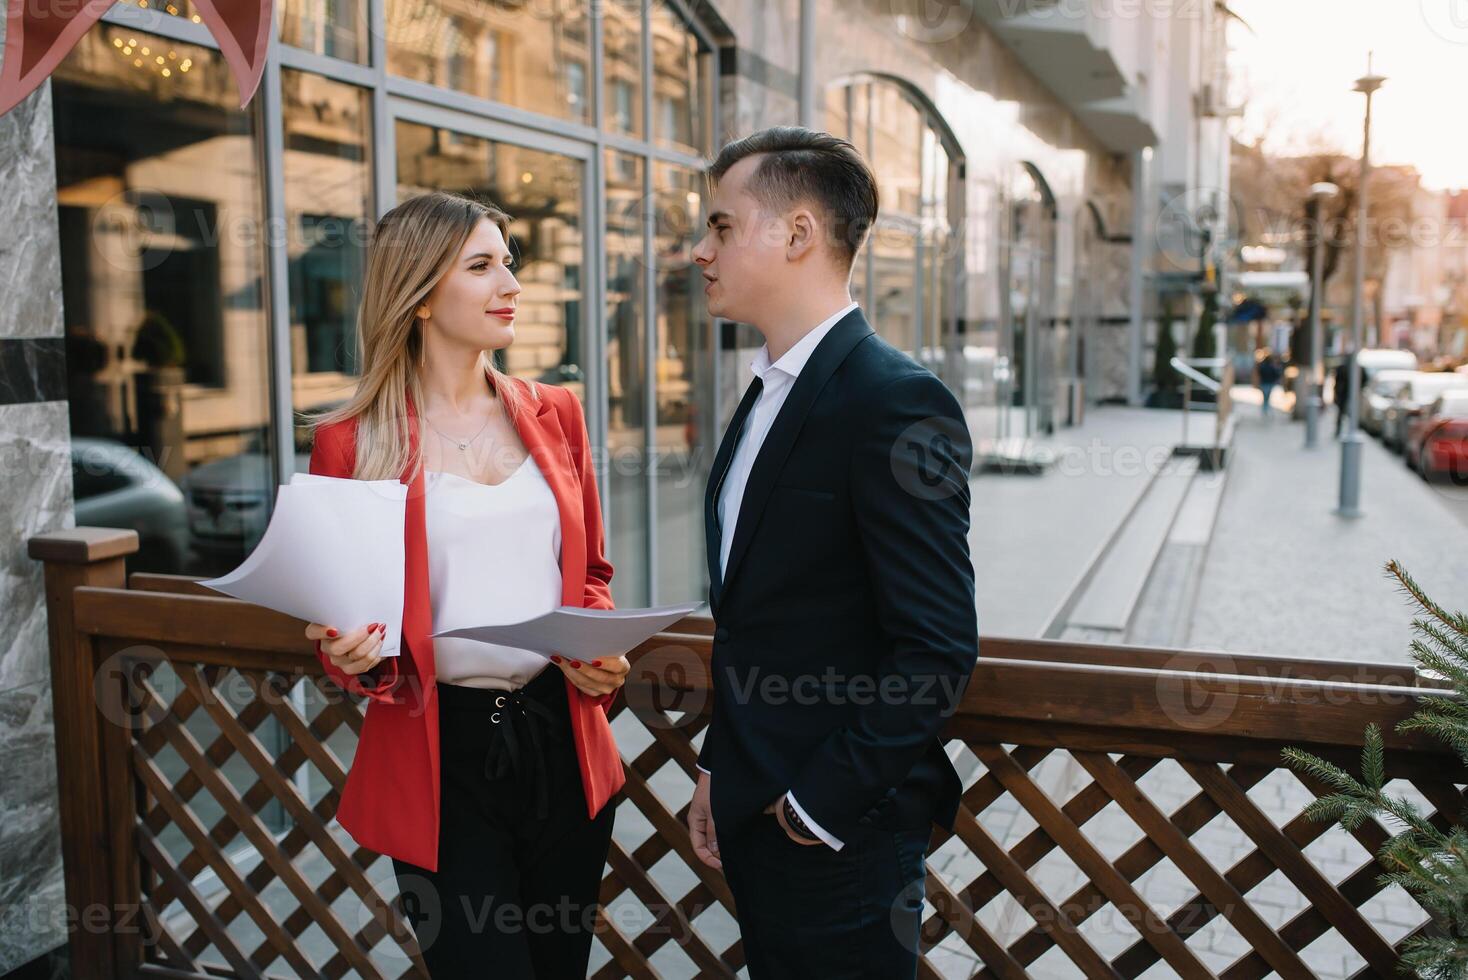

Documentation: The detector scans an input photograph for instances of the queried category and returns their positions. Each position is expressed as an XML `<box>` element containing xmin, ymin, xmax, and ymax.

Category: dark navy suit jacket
<box><xmin>699</xmin><ymin>305</ymin><xmax>979</xmax><ymax>848</ymax></box>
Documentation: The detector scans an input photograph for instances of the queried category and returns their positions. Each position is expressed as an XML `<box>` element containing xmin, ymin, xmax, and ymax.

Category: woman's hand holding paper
<box><xmin>305</xmin><ymin>621</ymin><xmax>386</xmax><ymax>676</ymax></box>
<box><xmin>551</xmin><ymin>653</ymin><xmax>630</xmax><ymax>698</ymax></box>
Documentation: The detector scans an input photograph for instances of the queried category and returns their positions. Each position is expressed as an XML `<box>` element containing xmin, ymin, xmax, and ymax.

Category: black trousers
<box><xmin>392</xmin><ymin>665</ymin><xmax>616</xmax><ymax>979</ymax></box>
<box><xmin>719</xmin><ymin>811</ymin><xmax>930</xmax><ymax>979</ymax></box>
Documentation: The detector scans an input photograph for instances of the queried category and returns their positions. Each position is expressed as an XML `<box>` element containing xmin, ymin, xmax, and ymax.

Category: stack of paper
<box><xmin>199</xmin><ymin>473</ymin><xmax>408</xmax><ymax>657</ymax></box>
<box><xmin>432</xmin><ymin>602</ymin><xmax>705</xmax><ymax>660</ymax></box>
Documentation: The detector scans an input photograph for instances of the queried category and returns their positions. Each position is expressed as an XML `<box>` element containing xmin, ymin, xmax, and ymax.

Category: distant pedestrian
<box><xmin>1256</xmin><ymin>349</ymin><xmax>1284</xmax><ymax>418</ymax></box>
<box><xmin>1332</xmin><ymin>351</ymin><xmax>1355</xmax><ymax>438</ymax></box>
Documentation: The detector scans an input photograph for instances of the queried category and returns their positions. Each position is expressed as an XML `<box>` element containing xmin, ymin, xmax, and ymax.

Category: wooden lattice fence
<box><xmin>30</xmin><ymin>527</ymin><xmax>1466</xmax><ymax>979</ymax></box>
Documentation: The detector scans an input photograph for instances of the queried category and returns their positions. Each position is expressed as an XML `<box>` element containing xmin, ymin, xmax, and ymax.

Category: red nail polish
<box><xmin>326</xmin><ymin>628</ymin><xmax>338</xmax><ymax>638</ymax></box>
<box><xmin>550</xmin><ymin>655</ymin><xmax>562</xmax><ymax>663</ymax></box>
<box><xmin>591</xmin><ymin>660</ymin><xmax>602</xmax><ymax>667</ymax></box>
<box><xmin>570</xmin><ymin>661</ymin><xmax>582</xmax><ymax>669</ymax></box>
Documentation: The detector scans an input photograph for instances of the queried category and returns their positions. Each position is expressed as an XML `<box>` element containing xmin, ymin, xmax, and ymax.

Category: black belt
<box><xmin>437</xmin><ymin>668</ymin><xmax>570</xmax><ymax>822</ymax></box>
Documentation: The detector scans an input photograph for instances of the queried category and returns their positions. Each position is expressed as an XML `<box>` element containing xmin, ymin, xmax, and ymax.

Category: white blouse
<box><xmin>425</xmin><ymin>458</ymin><xmax>563</xmax><ymax>690</ymax></box>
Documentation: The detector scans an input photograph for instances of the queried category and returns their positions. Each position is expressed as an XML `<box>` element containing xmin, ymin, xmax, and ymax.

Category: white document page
<box><xmin>432</xmin><ymin>601</ymin><xmax>705</xmax><ymax>661</ymax></box>
<box><xmin>198</xmin><ymin>473</ymin><xmax>408</xmax><ymax>657</ymax></box>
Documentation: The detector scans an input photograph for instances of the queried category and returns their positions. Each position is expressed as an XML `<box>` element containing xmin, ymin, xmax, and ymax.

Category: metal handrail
<box><xmin>1171</xmin><ymin>356</ymin><xmax>1232</xmax><ymax>461</ymax></box>
<box><xmin>1170</xmin><ymin>356</ymin><xmax>1222</xmax><ymax>393</ymax></box>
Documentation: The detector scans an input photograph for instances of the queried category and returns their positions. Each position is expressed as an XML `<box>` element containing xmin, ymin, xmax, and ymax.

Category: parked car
<box><xmin>1361</xmin><ymin>369</ymin><xmax>1417</xmax><ymax>436</ymax></box>
<box><xmin>181</xmin><ymin>402</ymin><xmax>350</xmax><ymax>560</ymax></box>
<box><xmin>1404</xmin><ymin>390</ymin><xmax>1468</xmax><ymax>482</ymax></box>
<box><xmin>1382</xmin><ymin>372</ymin><xmax>1468</xmax><ymax>451</ymax></box>
<box><xmin>181</xmin><ymin>448</ymin><xmax>312</xmax><ymax>558</ymax></box>
<box><xmin>1354</xmin><ymin>347</ymin><xmax>1419</xmax><ymax>381</ymax></box>
<box><xmin>71</xmin><ymin>437</ymin><xmax>190</xmax><ymax>571</ymax></box>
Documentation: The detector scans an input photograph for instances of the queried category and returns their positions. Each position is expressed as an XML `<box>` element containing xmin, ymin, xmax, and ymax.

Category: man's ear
<box><xmin>786</xmin><ymin>209</ymin><xmax>819</xmax><ymax>262</ymax></box>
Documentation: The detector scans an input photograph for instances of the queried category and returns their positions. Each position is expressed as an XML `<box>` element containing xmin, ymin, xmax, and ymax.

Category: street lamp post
<box><xmin>1305</xmin><ymin>181</ymin><xmax>1338</xmax><ymax>449</ymax></box>
<box><xmin>1337</xmin><ymin>56</ymin><xmax>1385</xmax><ymax>518</ymax></box>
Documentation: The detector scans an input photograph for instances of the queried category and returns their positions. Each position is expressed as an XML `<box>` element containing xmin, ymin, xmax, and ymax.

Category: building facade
<box><xmin>0</xmin><ymin>0</ymin><xmax>1229</xmax><ymax>969</ymax></box>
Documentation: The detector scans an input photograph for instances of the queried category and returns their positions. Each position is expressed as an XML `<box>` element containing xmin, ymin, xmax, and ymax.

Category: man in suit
<box><xmin>684</xmin><ymin>126</ymin><xmax>978</xmax><ymax>978</ymax></box>
<box><xmin>1333</xmin><ymin>348</ymin><xmax>1355</xmax><ymax>438</ymax></box>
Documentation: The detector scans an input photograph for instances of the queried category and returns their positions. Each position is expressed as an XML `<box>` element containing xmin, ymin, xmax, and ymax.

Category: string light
<box><xmin>111</xmin><ymin>29</ymin><xmax>191</xmax><ymax>81</ymax></box>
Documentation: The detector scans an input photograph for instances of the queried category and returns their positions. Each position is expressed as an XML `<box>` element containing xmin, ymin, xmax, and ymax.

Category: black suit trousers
<box><xmin>720</xmin><ymin>813</ymin><xmax>931</xmax><ymax>980</ymax></box>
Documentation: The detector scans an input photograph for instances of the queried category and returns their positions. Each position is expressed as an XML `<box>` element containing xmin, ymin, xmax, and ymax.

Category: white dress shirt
<box><xmin>699</xmin><ymin>299</ymin><xmax>858</xmax><ymax>851</ymax></box>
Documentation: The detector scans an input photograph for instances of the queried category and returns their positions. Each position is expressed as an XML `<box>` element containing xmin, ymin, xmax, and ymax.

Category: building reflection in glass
<box><xmin>650</xmin><ymin>0</ymin><xmax>710</xmax><ymax>156</ymax></box>
<box><xmin>602</xmin><ymin>0</ymin><xmax>642</xmax><ymax>138</ymax></box>
<box><xmin>279</xmin><ymin>0</ymin><xmax>369</xmax><ymax>63</ymax></box>
<box><xmin>605</xmin><ymin>150</ymin><xmax>648</xmax><ymax>606</ymax></box>
<box><xmin>652</xmin><ymin>163</ymin><xmax>712</xmax><ymax>604</ymax></box>
<box><xmin>386</xmin><ymin>0</ymin><xmax>590</xmax><ymax>125</ymax></box>
<box><xmin>827</xmin><ymin>77</ymin><xmax>957</xmax><ymax>375</ymax></box>
<box><xmin>53</xmin><ymin>26</ymin><xmax>275</xmax><ymax>577</ymax></box>
<box><xmin>1002</xmin><ymin>164</ymin><xmax>1058</xmax><ymax>438</ymax></box>
<box><xmin>281</xmin><ymin>69</ymin><xmax>374</xmax><ymax>458</ymax></box>
<box><xmin>396</xmin><ymin>121</ymin><xmax>585</xmax><ymax>396</ymax></box>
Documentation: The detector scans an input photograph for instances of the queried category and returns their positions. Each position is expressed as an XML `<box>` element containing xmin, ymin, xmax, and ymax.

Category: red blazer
<box><xmin>309</xmin><ymin>376</ymin><xmax>625</xmax><ymax>872</ymax></box>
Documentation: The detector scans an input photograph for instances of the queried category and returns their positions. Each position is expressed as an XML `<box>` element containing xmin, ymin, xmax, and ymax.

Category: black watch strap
<box><xmin>782</xmin><ymin>796</ymin><xmax>821</xmax><ymax>843</ymax></box>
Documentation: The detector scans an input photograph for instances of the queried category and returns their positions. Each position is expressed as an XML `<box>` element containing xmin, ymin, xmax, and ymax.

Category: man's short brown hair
<box><xmin>707</xmin><ymin>126</ymin><xmax>879</xmax><ymax>269</ymax></box>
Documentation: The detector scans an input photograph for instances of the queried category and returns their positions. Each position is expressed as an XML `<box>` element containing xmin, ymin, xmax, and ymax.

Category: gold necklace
<box><xmin>423</xmin><ymin>410</ymin><xmax>491</xmax><ymax>452</ymax></box>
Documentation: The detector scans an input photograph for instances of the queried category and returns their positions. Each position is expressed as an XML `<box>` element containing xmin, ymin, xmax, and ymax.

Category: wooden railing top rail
<box><xmin>125</xmin><ymin>573</ymin><xmax>1425</xmax><ymax>687</ymax></box>
<box><xmin>70</xmin><ymin>580</ymin><xmax>1458</xmax><ymax>767</ymax></box>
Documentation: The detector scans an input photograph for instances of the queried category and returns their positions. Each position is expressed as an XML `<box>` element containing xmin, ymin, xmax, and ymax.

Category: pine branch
<box><xmin>1285</xmin><ymin>563</ymin><xmax>1468</xmax><ymax>973</ymax></box>
<box><xmin>1388</xmin><ymin>560</ymin><xmax>1468</xmax><ymax>637</ymax></box>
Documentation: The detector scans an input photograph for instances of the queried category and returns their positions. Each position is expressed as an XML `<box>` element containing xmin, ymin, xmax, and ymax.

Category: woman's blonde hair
<box><xmin>302</xmin><ymin>191</ymin><xmax>534</xmax><ymax>482</ymax></box>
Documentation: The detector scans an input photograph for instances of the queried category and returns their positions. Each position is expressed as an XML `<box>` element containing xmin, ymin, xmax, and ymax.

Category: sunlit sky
<box><xmin>1228</xmin><ymin>0</ymin><xmax>1468</xmax><ymax>191</ymax></box>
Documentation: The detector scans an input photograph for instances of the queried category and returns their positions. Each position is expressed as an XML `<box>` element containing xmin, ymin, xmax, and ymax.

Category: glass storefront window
<box><xmin>116</xmin><ymin>0</ymin><xmax>201</xmax><ymax>22</ymax></box>
<box><xmin>602</xmin><ymin>0</ymin><xmax>642</xmax><ymax>138</ymax></box>
<box><xmin>279</xmin><ymin>0</ymin><xmax>370</xmax><ymax>63</ymax></box>
<box><xmin>386</xmin><ymin>0</ymin><xmax>591</xmax><ymax>126</ymax></box>
<box><xmin>63</xmin><ymin>0</ymin><xmax>717</xmax><ymax>606</ymax></box>
<box><xmin>605</xmin><ymin>151</ymin><xmax>648</xmax><ymax>606</ymax></box>
<box><xmin>827</xmin><ymin>78</ymin><xmax>956</xmax><ymax>369</ymax></box>
<box><xmin>1002</xmin><ymin>165</ymin><xmax>1058</xmax><ymax>438</ymax></box>
<box><xmin>650</xmin><ymin>1</ymin><xmax>709</xmax><ymax>156</ymax></box>
<box><xmin>871</xmin><ymin>83</ymin><xmax>922</xmax><ymax>216</ymax></box>
<box><xmin>870</xmin><ymin>219</ymin><xmax>919</xmax><ymax>353</ymax></box>
<box><xmin>281</xmin><ymin>70</ymin><xmax>373</xmax><ymax>453</ymax></box>
<box><xmin>54</xmin><ymin>26</ymin><xmax>275</xmax><ymax>578</ymax></box>
<box><xmin>652</xmin><ymin>163</ymin><xmax>712</xmax><ymax>603</ymax></box>
<box><xmin>396</xmin><ymin>121</ymin><xmax>586</xmax><ymax>394</ymax></box>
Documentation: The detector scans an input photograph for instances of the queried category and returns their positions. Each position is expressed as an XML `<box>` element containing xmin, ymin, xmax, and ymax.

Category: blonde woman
<box><xmin>301</xmin><ymin>191</ymin><xmax>629</xmax><ymax>978</ymax></box>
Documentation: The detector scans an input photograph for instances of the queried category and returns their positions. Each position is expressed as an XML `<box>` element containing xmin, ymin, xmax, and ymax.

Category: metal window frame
<box><xmin>100</xmin><ymin>0</ymin><xmax>720</xmax><ymax>605</ymax></box>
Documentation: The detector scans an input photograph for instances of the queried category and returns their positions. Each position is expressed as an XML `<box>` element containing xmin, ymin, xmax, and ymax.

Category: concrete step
<box><xmin>1126</xmin><ymin>462</ymin><xmax>1230</xmax><ymax>647</ymax></box>
<box><xmin>1054</xmin><ymin>454</ymin><xmax>1201</xmax><ymax>638</ymax></box>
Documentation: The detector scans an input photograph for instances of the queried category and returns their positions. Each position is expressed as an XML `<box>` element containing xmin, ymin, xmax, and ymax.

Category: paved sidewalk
<box><xmin>966</xmin><ymin>403</ymin><xmax>1219</xmax><ymax>639</ymax></box>
<box><xmin>1187</xmin><ymin>387</ymin><xmax>1468</xmax><ymax>664</ymax></box>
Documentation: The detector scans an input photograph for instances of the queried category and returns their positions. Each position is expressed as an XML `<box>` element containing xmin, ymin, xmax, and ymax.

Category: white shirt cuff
<box><xmin>786</xmin><ymin>791</ymin><xmax>844</xmax><ymax>851</ymax></box>
<box><xmin>696</xmin><ymin>763</ymin><xmax>711</xmax><ymax>775</ymax></box>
